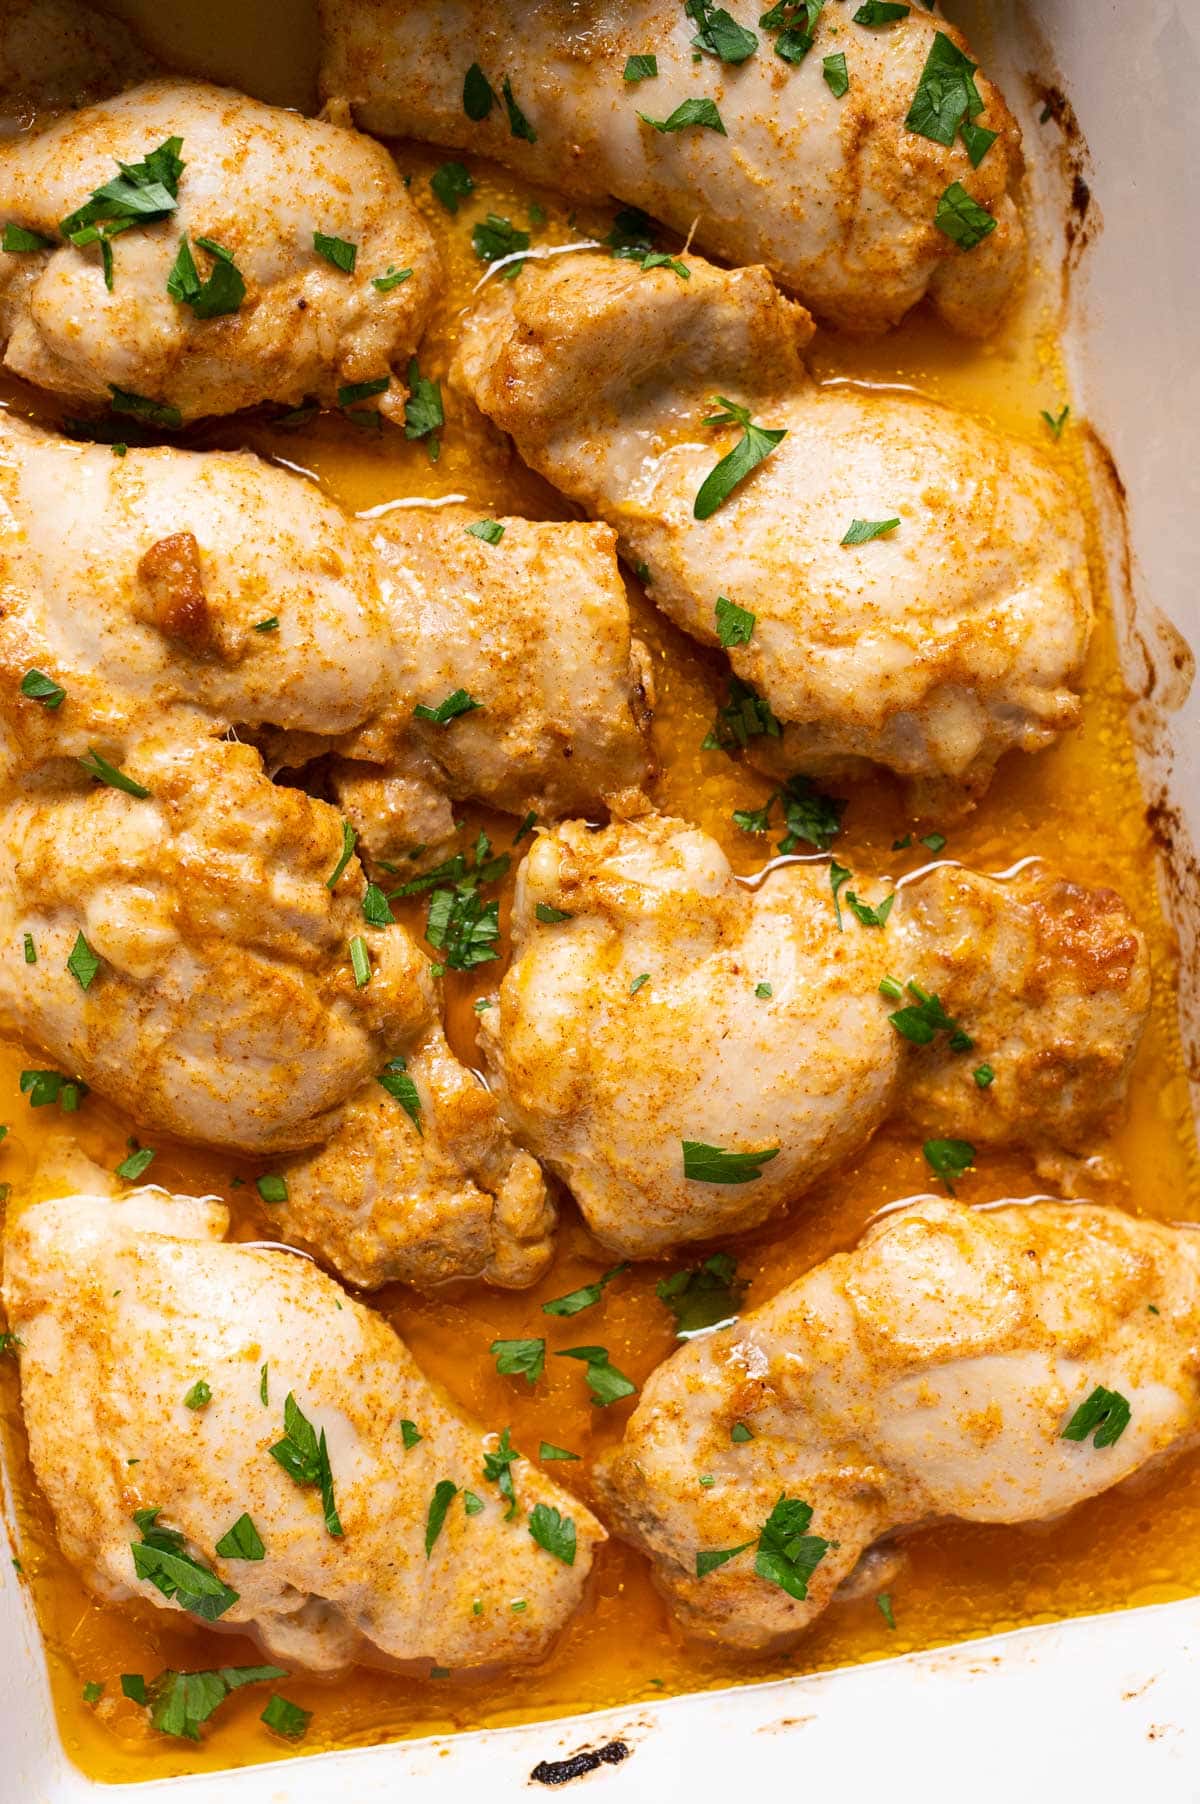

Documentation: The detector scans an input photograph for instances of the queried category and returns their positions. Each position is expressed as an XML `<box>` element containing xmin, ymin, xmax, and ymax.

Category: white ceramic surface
<box><xmin>2</xmin><ymin>1</ymin><xmax>1197</xmax><ymax>1796</ymax></box>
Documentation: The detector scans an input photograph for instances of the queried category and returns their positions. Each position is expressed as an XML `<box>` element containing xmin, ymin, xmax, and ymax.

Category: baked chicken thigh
<box><xmin>4</xmin><ymin>1190</ymin><xmax>603</xmax><ymax>1673</ymax></box>
<box><xmin>0</xmin><ymin>78</ymin><xmax>438</xmax><ymax>421</ymax></box>
<box><xmin>320</xmin><ymin>0</ymin><xmax>1024</xmax><ymax>336</ymax></box>
<box><xmin>456</xmin><ymin>252</ymin><xmax>1092</xmax><ymax>800</ymax></box>
<box><xmin>597</xmin><ymin>1197</ymin><xmax>1200</xmax><ymax>1649</ymax></box>
<box><xmin>478</xmin><ymin>811</ymin><xmax>1150</xmax><ymax>1257</ymax></box>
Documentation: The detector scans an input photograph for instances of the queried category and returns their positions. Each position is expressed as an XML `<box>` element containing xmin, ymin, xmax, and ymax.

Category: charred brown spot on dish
<box><xmin>530</xmin><ymin>1740</ymin><xmax>632</xmax><ymax>1786</ymax></box>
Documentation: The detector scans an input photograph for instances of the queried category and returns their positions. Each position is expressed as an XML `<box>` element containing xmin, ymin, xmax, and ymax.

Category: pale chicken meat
<box><xmin>4</xmin><ymin>1190</ymin><xmax>603</xmax><ymax>1673</ymax></box>
<box><xmin>0</xmin><ymin>413</ymin><xmax>650</xmax><ymax>844</ymax></box>
<box><xmin>478</xmin><ymin>811</ymin><xmax>1150</xmax><ymax>1257</ymax></box>
<box><xmin>320</xmin><ymin>0</ymin><xmax>1024</xmax><ymax>337</ymax></box>
<box><xmin>0</xmin><ymin>734</ymin><xmax>551</xmax><ymax>1289</ymax></box>
<box><xmin>596</xmin><ymin>1197</ymin><xmax>1200</xmax><ymax>1650</ymax></box>
<box><xmin>0</xmin><ymin>0</ymin><xmax>154</xmax><ymax>135</ymax></box>
<box><xmin>456</xmin><ymin>252</ymin><xmax>1093</xmax><ymax>800</ymax></box>
<box><xmin>0</xmin><ymin>78</ymin><xmax>439</xmax><ymax>421</ymax></box>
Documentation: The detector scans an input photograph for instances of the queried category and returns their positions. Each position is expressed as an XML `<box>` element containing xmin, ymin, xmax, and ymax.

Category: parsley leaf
<box><xmin>362</xmin><ymin>881</ymin><xmax>394</xmax><ymax>926</ymax></box>
<box><xmin>539</xmin><ymin>1441</ymin><xmax>579</xmax><ymax>1461</ymax></box>
<box><xmin>425</xmin><ymin>1479</ymin><xmax>458</xmax><ymax>1555</ymax></box>
<box><xmin>261</xmin><ymin>1694</ymin><xmax>311</xmax><ymax>1741</ymax></box>
<box><xmin>844</xmin><ymin>890</ymin><xmax>894</xmax><ymax>929</ymax></box>
<box><xmin>502</xmin><ymin>78</ymin><xmax>538</xmax><ymax>141</ymax></box>
<box><xmin>656</xmin><ymin>1252</ymin><xmax>747</xmax><ymax>1336</ymax></box>
<box><xmin>887</xmin><ymin>979</ymin><xmax>971</xmax><ymax>1051</ymax></box>
<box><xmin>67</xmin><ymin>931</ymin><xmax>101</xmax><ymax>991</ymax></box>
<box><xmin>430</xmin><ymin>161</ymin><xmax>474</xmax><ymax>213</ymax></box>
<box><xmin>1041</xmin><ymin>404</ymin><xmax>1070</xmax><ymax>438</ymax></box>
<box><xmin>853</xmin><ymin>1</ymin><xmax>909</xmax><ymax>21</ymax></box>
<box><xmin>325</xmin><ymin>819</ymin><xmax>356</xmax><ymax>889</ymax></box>
<box><xmin>78</xmin><ymin>747</ymin><xmax>150</xmax><ymax>797</ymax></box>
<box><xmin>108</xmin><ymin>385</ymin><xmax>181</xmax><ymax>428</ymax></box>
<box><xmin>3</xmin><ymin>223</ymin><xmax>54</xmax><ymax>253</ymax></box>
<box><xmin>841</xmin><ymin>516</ymin><xmax>900</xmax><ymax>545</ymax></box>
<box><xmin>255</xmin><ymin>1174</ymin><xmax>288</xmax><ymax>1204</ymax></box>
<box><xmin>755</xmin><ymin>1493</ymin><xmax>833</xmax><ymax>1599</ymax></box>
<box><xmin>269</xmin><ymin>1394</ymin><xmax>343</xmax><ymax>1536</ymax></box>
<box><xmin>543</xmin><ymin>1263</ymin><xmax>628</xmax><ymax>1318</ymax></box>
<box><xmin>20</xmin><ymin>1068</ymin><xmax>87</xmax><ymax>1111</ymax></box>
<box><xmin>466</xmin><ymin>518</ymin><xmax>505</xmax><ymax>544</ymax></box>
<box><xmin>733</xmin><ymin>772</ymin><xmax>845</xmax><ymax>852</ymax></box>
<box><xmin>83</xmin><ymin>1681</ymin><xmax>104</xmax><ymax>1704</ymax></box>
<box><xmin>555</xmin><ymin>1345</ymin><xmax>637</xmax><ymax>1406</ymax></box>
<box><xmin>640</xmin><ymin>97</ymin><xmax>727</xmax><ymax>136</ymax></box>
<box><xmin>372</xmin><ymin>264</ymin><xmax>412</xmax><ymax>292</ymax></box>
<box><xmin>1061</xmin><ymin>1384</ymin><xmax>1131</xmax><ymax>1449</ymax></box>
<box><xmin>703</xmin><ymin>676</ymin><xmax>781</xmax><ymax>751</ymax></box>
<box><xmin>962</xmin><ymin>120</ymin><xmax>997</xmax><ymax>167</ymax></box>
<box><xmin>923</xmin><ymin>1136</ymin><xmax>975</xmax><ymax>1193</ymax></box>
<box><xmin>471</xmin><ymin>213</ymin><xmax>530</xmax><ymax>274</ymax></box>
<box><xmin>463</xmin><ymin>62</ymin><xmax>495</xmax><ymax>120</ymax></box>
<box><xmin>934</xmin><ymin>181</ymin><xmax>997</xmax><ymax>251</ymax></box>
<box><xmin>144</xmin><ymin>1665</ymin><xmax>286</xmax><ymax>1741</ymax></box>
<box><xmin>623</xmin><ymin>54</ymin><xmax>659</xmax><ymax>81</ymax></box>
<box><xmin>183</xmin><ymin>1379</ymin><xmax>211</xmax><ymax>1411</ymax></box>
<box><xmin>403</xmin><ymin>356</ymin><xmax>443</xmax><ymax>457</ymax></box>
<box><xmin>714</xmin><ymin>594</ymin><xmax>755</xmax><ymax>648</ymax></box>
<box><xmin>687</xmin><ymin>1</ymin><xmax>758</xmax><ymax>63</ymax></box>
<box><xmin>376</xmin><ymin>1056</ymin><xmax>422</xmax><ymax>1134</ymax></box>
<box><xmin>214</xmin><ymin>1514</ymin><xmax>265</xmax><ymax>1561</ymax></box>
<box><xmin>760</xmin><ymin>0</ymin><xmax>825</xmax><ymax>62</ymax></box>
<box><xmin>400</xmin><ymin>1419</ymin><xmax>422</xmax><ymax>1449</ymax></box>
<box><xmin>877</xmin><ymin>1591</ymin><xmax>896</xmax><ymax>1629</ymax></box>
<box><xmin>529</xmin><ymin>1503</ymin><xmax>576</xmax><ymax>1565</ymax></box>
<box><xmin>973</xmin><ymin>1063</ymin><xmax>995</xmax><ymax>1088</ymax></box>
<box><xmin>695</xmin><ymin>396</ymin><xmax>787</xmax><ymax>519</ymax></box>
<box><xmin>683</xmin><ymin>1141</ymin><xmax>779</xmax><ymax>1183</ymax></box>
<box><xmin>166</xmin><ymin>235</ymin><xmax>245</xmax><ymax>318</ymax></box>
<box><xmin>412</xmin><ymin>688</ymin><xmax>481</xmax><ymax>725</ymax></box>
<box><xmin>426</xmin><ymin>883</ymin><xmax>500</xmax><ymax>970</ymax></box>
<box><xmin>823</xmin><ymin>51</ymin><xmax>849</xmax><ymax>95</ymax></box>
<box><xmin>829</xmin><ymin>859</ymin><xmax>852</xmax><ymax>930</ymax></box>
<box><xmin>535</xmin><ymin>902</ymin><xmax>572</xmax><ymax>924</ymax></box>
<box><xmin>904</xmin><ymin>31</ymin><xmax>985</xmax><ymax>148</ymax></box>
<box><xmin>130</xmin><ymin>1513</ymin><xmax>239</xmax><ymax>1621</ymax></box>
<box><xmin>482</xmin><ymin>1426</ymin><xmax>521</xmax><ymax>1518</ymax></box>
<box><xmin>20</xmin><ymin>668</ymin><xmax>65</xmax><ymax>708</ymax></box>
<box><xmin>491</xmin><ymin>1338</ymin><xmax>545</xmax><ymax>1385</ymax></box>
<box><xmin>313</xmin><ymin>231</ymin><xmax>356</xmax><ymax>273</ymax></box>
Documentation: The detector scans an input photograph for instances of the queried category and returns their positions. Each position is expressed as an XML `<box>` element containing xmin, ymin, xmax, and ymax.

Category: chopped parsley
<box><xmin>362</xmin><ymin>881</ymin><xmax>394</xmax><ymax>926</ymax></box>
<box><xmin>656</xmin><ymin>1252</ymin><xmax>747</xmax><ymax>1336</ymax></box>
<box><xmin>877</xmin><ymin>1592</ymin><xmax>896</xmax><ymax>1629</ymax></box>
<box><xmin>823</xmin><ymin>51</ymin><xmax>850</xmax><ymax>95</ymax></box>
<box><xmin>109</xmin><ymin>385</ymin><xmax>181</xmax><ymax>428</ymax></box>
<box><xmin>325</xmin><ymin>819</ymin><xmax>356</xmax><ymax>889</ymax></box>
<box><xmin>535</xmin><ymin>902</ymin><xmax>572</xmax><ymax>924</ymax></box>
<box><xmin>686</xmin><ymin>0</ymin><xmax>758</xmax><ymax>63</ymax></box>
<box><xmin>67</xmin><ymin>931</ymin><xmax>101</xmax><ymax>991</ymax></box>
<box><xmin>116</xmin><ymin>1144</ymin><xmax>155</xmax><ymax>1181</ymax></box>
<box><xmin>683</xmin><ymin>1141</ymin><xmax>780</xmax><ymax>1184</ymax></box>
<box><xmin>413</xmin><ymin>688</ymin><xmax>482</xmax><ymax>725</ymax></box>
<box><xmin>731</xmin><ymin>1421</ymin><xmax>754</xmax><ymax>1443</ymax></box>
<box><xmin>755</xmin><ymin>981</ymin><xmax>772</xmax><ymax>998</ymax></box>
<box><xmin>761</xmin><ymin>0</ymin><xmax>825</xmax><ymax>62</ymax></box>
<box><xmin>166</xmin><ymin>235</ymin><xmax>245</xmax><ymax>318</ymax></box>
<box><xmin>695</xmin><ymin>396</ymin><xmax>787</xmax><ymax>519</ymax></box>
<box><xmin>962</xmin><ymin>120</ymin><xmax>997</xmax><ymax>167</ymax></box>
<box><xmin>392</xmin><ymin>830</ymin><xmax>509</xmax><ymax>974</ymax></box>
<box><xmin>261</xmin><ymin>1695</ymin><xmax>311</xmax><ymax>1741</ymax></box>
<box><xmin>463</xmin><ymin>62</ymin><xmax>495</xmax><ymax>120</ymax></box>
<box><xmin>20</xmin><ymin>668</ymin><xmax>65</xmax><ymax>708</ymax></box>
<box><xmin>844</xmin><ymin>889</ymin><xmax>894</xmax><ymax>929</ymax></box>
<box><xmin>623</xmin><ymin>54</ymin><xmax>659</xmax><ymax>82</ymax></box>
<box><xmin>923</xmin><ymin>1136</ymin><xmax>975</xmax><ymax>1193</ymax></box>
<box><xmin>841</xmin><ymin>516</ymin><xmax>900</xmax><ymax>545</ymax></box>
<box><xmin>269</xmin><ymin>1394</ymin><xmax>343</xmax><ymax>1536</ymax></box>
<box><xmin>555</xmin><ymin>1345</ymin><xmax>637</xmax><ymax>1406</ymax></box>
<box><xmin>733</xmin><ymin>773</ymin><xmax>845</xmax><ymax>852</ymax></box>
<box><xmin>639</xmin><ymin>97</ymin><xmax>727</xmax><ymax>136</ymax></box>
<box><xmin>83</xmin><ymin>1681</ymin><xmax>104</xmax><ymax>1704</ymax></box>
<box><xmin>852</xmin><ymin>1</ymin><xmax>909</xmax><ymax>21</ymax></box>
<box><xmin>1041</xmin><ymin>405</ymin><xmax>1070</xmax><ymax>438</ymax></box>
<box><xmin>491</xmin><ymin>1337</ymin><xmax>545</xmax><ymax>1385</ymax></box>
<box><xmin>471</xmin><ymin>213</ymin><xmax>530</xmax><ymax>272</ymax></box>
<box><xmin>543</xmin><ymin>1262</ymin><xmax>627</xmax><ymax>1318</ymax></box>
<box><xmin>829</xmin><ymin>859</ymin><xmax>852</xmax><ymax>929</ymax></box>
<box><xmin>183</xmin><ymin>1380</ymin><xmax>211</xmax><ymax>1411</ymax></box>
<box><xmin>529</xmin><ymin>1503</ymin><xmax>576</xmax><ymax>1565</ymax></box>
<box><xmin>430</xmin><ymin>161</ymin><xmax>474</xmax><ymax>214</ymax></box>
<box><xmin>502</xmin><ymin>77</ymin><xmax>538</xmax><ymax>141</ymax></box>
<box><xmin>973</xmin><ymin>1063</ymin><xmax>995</xmax><ymax>1088</ymax></box>
<box><xmin>934</xmin><ymin>182</ymin><xmax>997</xmax><ymax>251</ymax></box>
<box><xmin>377</xmin><ymin>1056</ymin><xmax>422</xmax><ymax>1134</ymax></box>
<box><xmin>425</xmin><ymin>1479</ymin><xmax>458</xmax><ymax>1554</ymax></box>
<box><xmin>20</xmin><ymin>1068</ymin><xmax>87</xmax><ymax>1111</ymax></box>
<box><xmin>630</xmin><ymin>972</ymin><xmax>651</xmax><ymax>995</ymax></box>
<box><xmin>130</xmin><ymin>1509</ymin><xmax>238</xmax><ymax>1621</ymax></box>
<box><xmin>256</xmin><ymin>1173</ymin><xmax>288</xmax><ymax>1204</ymax></box>
<box><xmin>920</xmin><ymin>831</ymin><xmax>947</xmax><ymax>853</ymax></box>
<box><xmin>22</xmin><ymin>933</ymin><xmax>35</xmax><ymax>965</ymax></box>
<box><xmin>1061</xmin><ymin>1384</ymin><xmax>1131</xmax><ymax>1448</ymax></box>
<box><xmin>313</xmin><ymin>231</ymin><xmax>356</xmax><ymax>273</ymax></box>
<box><xmin>78</xmin><ymin>747</ymin><xmax>150</xmax><ymax>797</ymax></box>
<box><xmin>466</xmin><ymin>518</ymin><xmax>505</xmax><ymax>544</ymax></box>
<box><xmin>403</xmin><ymin>356</ymin><xmax>443</xmax><ymax>458</ymax></box>
<box><xmin>60</xmin><ymin>135</ymin><xmax>184</xmax><ymax>289</ymax></box>
<box><xmin>539</xmin><ymin>1441</ymin><xmax>579</xmax><ymax>1461</ymax></box>
<box><xmin>338</xmin><ymin>376</ymin><xmax>390</xmax><ymax>409</ymax></box>
<box><xmin>253</xmin><ymin>616</ymin><xmax>279</xmax><ymax>633</ymax></box>
<box><xmin>349</xmin><ymin>934</ymin><xmax>371</xmax><ymax>986</ymax></box>
<box><xmin>696</xmin><ymin>1493</ymin><xmax>832</xmax><ymax>1599</ymax></box>
<box><xmin>214</xmin><ymin>1514</ymin><xmax>265</xmax><ymax>1561</ymax></box>
<box><xmin>372</xmin><ymin>264</ymin><xmax>412</xmax><ymax>292</ymax></box>
<box><xmin>703</xmin><ymin>676</ymin><xmax>781</xmax><ymax>751</ymax></box>
<box><xmin>141</xmin><ymin>1664</ymin><xmax>286</xmax><ymax>1741</ymax></box>
<box><xmin>482</xmin><ymin>1426</ymin><xmax>521</xmax><ymax>1518</ymax></box>
<box><xmin>400</xmin><ymin>1419</ymin><xmax>422</xmax><ymax>1449</ymax></box>
<box><xmin>904</xmin><ymin>31</ymin><xmax>985</xmax><ymax>149</ymax></box>
<box><xmin>2</xmin><ymin>223</ymin><xmax>54</xmax><ymax>253</ymax></box>
<box><xmin>714</xmin><ymin>594</ymin><xmax>755</xmax><ymax>648</ymax></box>
<box><xmin>886</xmin><ymin>979</ymin><xmax>972</xmax><ymax>1051</ymax></box>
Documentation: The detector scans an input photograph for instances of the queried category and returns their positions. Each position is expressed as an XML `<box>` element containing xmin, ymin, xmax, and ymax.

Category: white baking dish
<box><xmin>2</xmin><ymin>0</ymin><xmax>1197</xmax><ymax>1795</ymax></box>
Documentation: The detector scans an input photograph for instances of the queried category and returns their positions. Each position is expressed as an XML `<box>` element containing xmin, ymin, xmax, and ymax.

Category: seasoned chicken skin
<box><xmin>320</xmin><ymin>0</ymin><xmax>1023</xmax><ymax>337</ymax></box>
<box><xmin>596</xmin><ymin>1197</ymin><xmax>1200</xmax><ymax>1650</ymax></box>
<box><xmin>0</xmin><ymin>0</ymin><xmax>154</xmax><ymax>134</ymax></box>
<box><xmin>4</xmin><ymin>1191</ymin><xmax>603</xmax><ymax>1673</ymax></box>
<box><xmin>0</xmin><ymin>413</ymin><xmax>649</xmax><ymax>843</ymax></box>
<box><xmin>478</xmin><ymin>812</ymin><xmax>1150</xmax><ymax>1257</ymax></box>
<box><xmin>456</xmin><ymin>253</ymin><xmax>1092</xmax><ymax>798</ymax></box>
<box><xmin>0</xmin><ymin>78</ymin><xmax>438</xmax><ymax>421</ymax></box>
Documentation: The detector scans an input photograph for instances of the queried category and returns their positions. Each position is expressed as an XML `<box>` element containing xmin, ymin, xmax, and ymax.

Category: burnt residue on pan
<box><xmin>530</xmin><ymin>1740</ymin><xmax>632</xmax><ymax>1786</ymax></box>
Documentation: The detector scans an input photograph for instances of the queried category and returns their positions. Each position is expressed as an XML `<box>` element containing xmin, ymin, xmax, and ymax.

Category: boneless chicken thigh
<box><xmin>597</xmin><ymin>1198</ymin><xmax>1200</xmax><ymax>1649</ymax></box>
<box><xmin>478</xmin><ymin>811</ymin><xmax>1150</xmax><ymax>1256</ymax></box>
<box><xmin>320</xmin><ymin>0</ymin><xmax>1024</xmax><ymax>336</ymax></box>
<box><xmin>3</xmin><ymin>1190</ymin><xmax>603</xmax><ymax>1673</ymax></box>
<box><xmin>455</xmin><ymin>254</ymin><xmax>1092</xmax><ymax>800</ymax></box>
<box><xmin>0</xmin><ymin>78</ymin><xmax>438</xmax><ymax>421</ymax></box>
